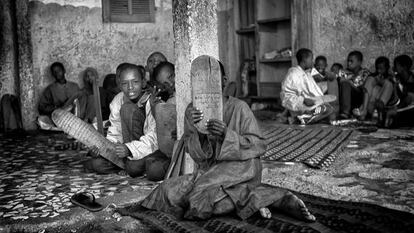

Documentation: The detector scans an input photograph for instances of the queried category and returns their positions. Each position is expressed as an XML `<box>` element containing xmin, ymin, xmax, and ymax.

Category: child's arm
<box><xmin>106</xmin><ymin>94</ymin><xmax>124</xmax><ymax>143</ymax></box>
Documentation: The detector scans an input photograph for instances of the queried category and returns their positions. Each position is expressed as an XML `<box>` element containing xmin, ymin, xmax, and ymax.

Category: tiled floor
<box><xmin>0</xmin><ymin>132</ymin><xmax>158</xmax><ymax>223</ymax></box>
<box><xmin>1</xmin><ymin>124</ymin><xmax>414</xmax><ymax>232</ymax></box>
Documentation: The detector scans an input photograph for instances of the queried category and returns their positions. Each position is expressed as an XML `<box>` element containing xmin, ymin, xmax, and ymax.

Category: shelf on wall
<box><xmin>236</xmin><ymin>27</ymin><xmax>256</xmax><ymax>35</ymax></box>
<box><xmin>257</xmin><ymin>16</ymin><xmax>291</xmax><ymax>25</ymax></box>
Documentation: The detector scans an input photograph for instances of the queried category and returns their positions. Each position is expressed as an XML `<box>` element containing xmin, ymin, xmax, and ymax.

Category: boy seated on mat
<box><xmin>312</xmin><ymin>56</ymin><xmax>340</xmax><ymax>117</ymax></box>
<box><xmin>312</xmin><ymin>56</ymin><xmax>337</xmax><ymax>93</ymax></box>
<box><xmin>280</xmin><ymin>48</ymin><xmax>335</xmax><ymax>125</ymax></box>
<box><xmin>146</xmin><ymin>52</ymin><xmax>168</xmax><ymax>83</ymax></box>
<box><xmin>77</xmin><ymin>67</ymin><xmax>100</xmax><ymax>124</ymax></box>
<box><xmin>330</xmin><ymin>63</ymin><xmax>344</xmax><ymax>76</ymax></box>
<box><xmin>38</xmin><ymin>62</ymin><xmax>81</xmax><ymax>130</ymax></box>
<box><xmin>338</xmin><ymin>51</ymin><xmax>371</xmax><ymax>119</ymax></box>
<box><xmin>352</xmin><ymin>57</ymin><xmax>397</xmax><ymax>121</ymax></box>
<box><xmin>381</xmin><ymin>55</ymin><xmax>414</xmax><ymax>127</ymax></box>
<box><xmin>141</xmin><ymin>56</ymin><xmax>316</xmax><ymax>222</ymax></box>
<box><xmin>84</xmin><ymin>63</ymin><xmax>169</xmax><ymax>181</ymax></box>
<box><xmin>150</xmin><ymin>61</ymin><xmax>176</xmax><ymax>108</ymax></box>
<box><xmin>77</xmin><ymin>69</ymin><xmax>120</xmax><ymax>124</ymax></box>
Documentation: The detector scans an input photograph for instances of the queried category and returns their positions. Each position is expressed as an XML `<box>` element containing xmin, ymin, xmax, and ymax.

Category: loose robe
<box><xmin>281</xmin><ymin>66</ymin><xmax>324</xmax><ymax>114</ymax></box>
<box><xmin>141</xmin><ymin>97</ymin><xmax>289</xmax><ymax>220</ymax></box>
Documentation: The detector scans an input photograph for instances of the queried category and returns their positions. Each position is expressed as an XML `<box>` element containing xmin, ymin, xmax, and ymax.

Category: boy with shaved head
<box><xmin>85</xmin><ymin>63</ymin><xmax>169</xmax><ymax>181</ymax></box>
<box><xmin>146</xmin><ymin>52</ymin><xmax>167</xmax><ymax>81</ymax></box>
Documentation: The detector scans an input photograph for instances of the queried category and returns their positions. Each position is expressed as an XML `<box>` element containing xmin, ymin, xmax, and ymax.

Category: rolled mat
<box><xmin>52</xmin><ymin>109</ymin><xmax>125</xmax><ymax>169</ymax></box>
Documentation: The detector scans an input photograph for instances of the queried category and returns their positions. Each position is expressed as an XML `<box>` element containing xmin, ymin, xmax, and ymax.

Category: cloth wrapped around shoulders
<box><xmin>141</xmin><ymin>97</ymin><xmax>316</xmax><ymax>222</ymax></box>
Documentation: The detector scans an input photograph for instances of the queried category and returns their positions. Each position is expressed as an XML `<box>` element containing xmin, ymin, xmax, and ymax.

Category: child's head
<box><xmin>137</xmin><ymin>65</ymin><xmax>146</xmax><ymax>80</ymax></box>
<box><xmin>83</xmin><ymin>67</ymin><xmax>98</xmax><ymax>85</ymax></box>
<box><xmin>146</xmin><ymin>52</ymin><xmax>167</xmax><ymax>77</ymax></box>
<box><xmin>374</xmin><ymin>56</ymin><xmax>390</xmax><ymax>76</ymax></box>
<box><xmin>393</xmin><ymin>55</ymin><xmax>413</xmax><ymax>75</ymax></box>
<box><xmin>116</xmin><ymin>63</ymin><xmax>144</xmax><ymax>102</ymax></box>
<box><xmin>50</xmin><ymin>62</ymin><xmax>66</xmax><ymax>82</ymax></box>
<box><xmin>314</xmin><ymin>56</ymin><xmax>327</xmax><ymax>75</ymax></box>
<box><xmin>103</xmin><ymin>73</ymin><xmax>120</xmax><ymax>94</ymax></box>
<box><xmin>330</xmin><ymin>63</ymin><xmax>343</xmax><ymax>74</ymax></box>
<box><xmin>347</xmin><ymin>50</ymin><xmax>363</xmax><ymax>72</ymax></box>
<box><xmin>153</xmin><ymin>61</ymin><xmax>175</xmax><ymax>96</ymax></box>
<box><xmin>296</xmin><ymin>48</ymin><xmax>313</xmax><ymax>70</ymax></box>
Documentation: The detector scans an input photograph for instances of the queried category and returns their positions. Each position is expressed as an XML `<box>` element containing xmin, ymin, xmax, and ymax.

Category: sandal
<box><xmin>70</xmin><ymin>192</ymin><xmax>104</xmax><ymax>212</ymax></box>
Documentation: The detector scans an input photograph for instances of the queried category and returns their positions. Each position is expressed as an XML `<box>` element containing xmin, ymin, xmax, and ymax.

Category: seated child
<box><xmin>330</xmin><ymin>63</ymin><xmax>343</xmax><ymax>76</ymax></box>
<box><xmin>141</xmin><ymin>56</ymin><xmax>316</xmax><ymax>222</ymax></box>
<box><xmin>382</xmin><ymin>55</ymin><xmax>414</xmax><ymax>127</ymax></box>
<box><xmin>151</xmin><ymin>61</ymin><xmax>176</xmax><ymax>105</ymax></box>
<box><xmin>84</xmin><ymin>63</ymin><xmax>169</xmax><ymax>181</ymax></box>
<box><xmin>339</xmin><ymin>51</ymin><xmax>371</xmax><ymax>119</ymax></box>
<box><xmin>281</xmin><ymin>49</ymin><xmax>334</xmax><ymax>125</ymax></box>
<box><xmin>146</xmin><ymin>52</ymin><xmax>167</xmax><ymax>83</ymax></box>
<box><xmin>38</xmin><ymin>62</ymin><xmax>80</xmax><ymax>129</ymax></box>
<box><xmin>312</xmin><ymin>56</ymin><xmax>339</xmax><ymax>102</ymax></box>
<box><xmin>0</xmin><ymin>93</ymin><xmax>23</xmax><ymax>134</ymax></box>
<box><xmin>78</xmin><ymin>68</ymin><xmax>120</xmax><ymax>123</ymax></box>
<box><xmin>353</xmin><ymin>57</ymin><xmax>397</xmax><ymax>120</ymax></box>
<box><xmin>77</xmin><ymin>67</ymin><xmax>98</xmax><ymax>123</ymax></box>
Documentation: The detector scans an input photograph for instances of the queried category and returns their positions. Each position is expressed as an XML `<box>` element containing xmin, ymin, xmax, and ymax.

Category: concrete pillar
<box><xmin>0</xmin><ymin>0</ymin><xmax>18</xmax><ymax>97</ymax></box>
<box><xmin>172</xmin><ymin>0</ymin><xmax>219</xmax><ymax>172</ymax></box>
<box><xmin>16</xmin><ymin>0</ymin><xmax>37</xmax><ymax>130</ymax></box>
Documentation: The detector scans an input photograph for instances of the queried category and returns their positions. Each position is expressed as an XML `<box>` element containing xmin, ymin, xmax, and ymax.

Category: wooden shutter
<box><xmin>102</xmin><ymin>0</ymin><xmax>155</xmax><ymax>23</ymax></box>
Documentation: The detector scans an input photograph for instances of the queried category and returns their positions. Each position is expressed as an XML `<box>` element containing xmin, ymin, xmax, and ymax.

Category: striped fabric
<box><xmin>262</xmin><ymin>125</ymin><xmax>355</xmax><ymax>168</ymax></box>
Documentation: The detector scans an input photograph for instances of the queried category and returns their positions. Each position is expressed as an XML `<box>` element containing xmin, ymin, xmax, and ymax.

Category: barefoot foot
<box><xmin>276</xmin><ymin>193</ymin><xmax>316</xmax><ymax>222</ymax></box>
<box><xmin>259</xmin><ymin>207</ymin><xmax>272</xmax><ymax>219</ymax></box>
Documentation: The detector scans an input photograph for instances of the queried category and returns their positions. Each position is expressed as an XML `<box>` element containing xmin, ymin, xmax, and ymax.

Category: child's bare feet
<box><xmin>259</xmin><ymin>207</ymin><xmax>272</xmax><ymax>219</ymax></box>
<box><xmin>275</xmin><ymin>193</ymin><xmax>316</xmax><ymax>222</ymax></box>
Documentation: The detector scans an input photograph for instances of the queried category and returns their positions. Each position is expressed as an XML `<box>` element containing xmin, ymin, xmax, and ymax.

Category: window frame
<box><xmin>102</xmin><ymin>0</ymin><xmax>155</xmax><ymax>23</ymax></box>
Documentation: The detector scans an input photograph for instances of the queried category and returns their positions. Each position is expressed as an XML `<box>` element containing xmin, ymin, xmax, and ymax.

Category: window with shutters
<box><xmin>102</xmin><ymin>0</ymin><xmax>155</xmax><ymax>23</ymax></box>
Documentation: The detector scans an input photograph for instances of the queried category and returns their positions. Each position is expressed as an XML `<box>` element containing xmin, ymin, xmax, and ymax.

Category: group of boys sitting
<box><xmin>37</xmin><ymin>52</ymin><xmax>176</xmax><ymax>181</ymax></box>
<box><xmin>280</xmin><ymin>48</ymin><xmax>414</xmax><ymax>127</ymax></box>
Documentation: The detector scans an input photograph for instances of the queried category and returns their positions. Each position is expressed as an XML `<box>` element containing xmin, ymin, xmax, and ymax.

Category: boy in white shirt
<box><xmin>281</xmin><ymin>49</ymin><xmax>335</xmax><ymax>124</ymax></box>
<box><xmin>84</xmin><ymin>63</ymin><xmax>169</xmax><ymax>181</ymax></box>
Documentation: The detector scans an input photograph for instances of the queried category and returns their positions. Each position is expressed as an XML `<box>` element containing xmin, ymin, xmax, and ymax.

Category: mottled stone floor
<box><xmin>262</xmin><ymin>123</ymin><xmax>414</xmax><ymax>214</ymax></box>
<box><xmin>0</xmin><ymin>124</ymin><xmax>413</xmax><ymax>232</ymax></box>
<box><xmin>0</xmin><ymin>132</ymin><xmax>157</xmax><ymax>232</ymax></box>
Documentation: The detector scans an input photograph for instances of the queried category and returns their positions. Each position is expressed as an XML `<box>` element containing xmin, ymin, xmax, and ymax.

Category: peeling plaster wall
<box><xmin>312</xmin><ymin>0</ymin><xmax>414</xmax><ymax>70</ymax></box>
<box><xmin>0</xmin><ymin>0</ymin><xmax>18</xmax><ymax>97</ymax></box>
<box><xmin>173</xmin><ymin>0</ymin><xmax>219</xmax><ymax>138</ymax></box>
<box><xmin>26</xmin><ymin>0</ymin><xmax>173</xmax><ymax>127</ymax></box>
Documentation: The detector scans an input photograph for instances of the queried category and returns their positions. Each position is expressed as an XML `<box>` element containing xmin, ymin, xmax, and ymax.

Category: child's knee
<box><xmin>146</xmin><ymin>158</ymin><xmax>169</xmax><ymax>181</ymax></box>
<box><xmin>84</xmin><ymin>158</ymin><xmax>118</xmax><ymax>174</ymax></box>
<box><xmin>125</xmin><ymin>159</ymin><xmax>145</xmax><ymax>178</ymax></box>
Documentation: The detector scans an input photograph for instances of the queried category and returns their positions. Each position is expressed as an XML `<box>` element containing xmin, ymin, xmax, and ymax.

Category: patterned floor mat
<box><xmin>262</xmin><ymin>125</ymin><xmax>356</xmax><ymax>168</ymax></box>
<box><xmin>118</xmin><ymin>185</ymin><xmax>414</xmax><ymax>233</ymax></box>
<box><xmin>0</xmin><ymin>132</ymin><xmax>157</xmax><ymax>222</ymax></box>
